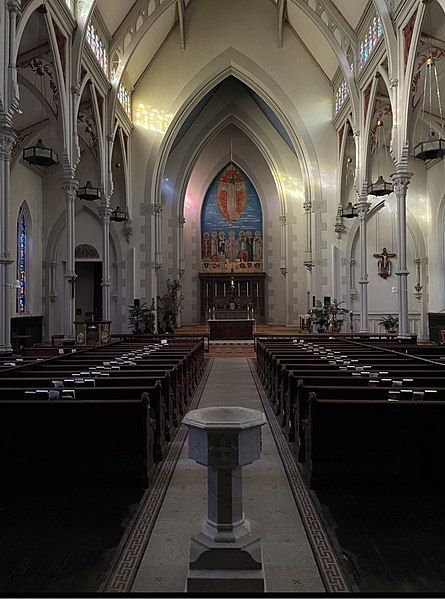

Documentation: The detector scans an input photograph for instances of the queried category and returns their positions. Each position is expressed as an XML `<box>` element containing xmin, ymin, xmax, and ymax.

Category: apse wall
<box><xmin>155</xmin><ymin>78</ymin><xmax>306</xmax><ymax>325</ymax></box>
<box><xmin>130</xmin><ymin>0</ymin><xmax>336</xmax><ymax>312</ymax></box>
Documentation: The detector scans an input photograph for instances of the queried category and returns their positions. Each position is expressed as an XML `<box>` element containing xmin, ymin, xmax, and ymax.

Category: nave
<box><xmin>3</xmin><ymin>339</ymin><xmax>445</xmax><ymax>594</ymax></box>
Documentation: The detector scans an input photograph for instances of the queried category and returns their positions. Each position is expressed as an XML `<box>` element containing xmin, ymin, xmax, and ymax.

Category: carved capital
<box><xmin>391</xmin><ymin>171</ymin><xmax>413</xmax><ymax>197</ymax></box>
<box><xmin>278</xmin><ymin>214</ymin><xmax>287</xmax><ymax>224</ymax></box>
<box><xmin>280</xmin><ymin>266</ymin><xmax>287</xmax><ymax>276</ymax></box>
<box><xmin>303</xmin><ymin>259</ymin><xmax>313</xmax><ymax>272</ymax></box>
<box><xmin>178</xmin><ymin>216</ymin><xmax>186</xmax><ymax>226</ymax></box>
<box><xmin>123</xmin><ymin>221</ymin><xmax>133</xmax><ymax>243</ymax></box>
<box><xmin>7</xmin><ymin>0</ymin><xmax>21</xmax><ymax>17</ymax></box>
<box><xmin>303</xmin><ymin>200</ymin><xmax>311</xmax><ymax>212</ymax></box>
<box><xmin>153</xmin><ymin>203</ymin><xmax>163</xmax><ymax>215</ymax></box>
<box><xmin>71</xmin><ymin>84</ymin><xmax>81</xmax><ymax>97</ymax></box>
<box><xmin>0</xmin><ymin>128</ymin><xmax>17</xmax><ymax>160</ymax></box>
<box><xmin>61</xmin><ymin>178</ymin><xmax>79</xmax><ymax>201</ymax></box>
<box><xmin>355</xmin><ymin>201</ymin><xmax>371</xmax><ymax>220</ymax></box>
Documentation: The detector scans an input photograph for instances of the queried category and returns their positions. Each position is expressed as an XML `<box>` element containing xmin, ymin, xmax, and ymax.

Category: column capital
<box><xmin>355</xmin><ymin>201</ymin><xmax>371</xmax><ymax>219</ymax></box>
<box><xmin>99</xmin><ymin>205</ymin><xmax>112</xmax><ymax>221</ymax></box>
<box><xmin>0</xmin><ymin>128</ymin><xmax>17</xmax><ymax>161</ymax></box>
<box><xmin>303</xmin><ymin>200</ymin><xmax>311</xmax><ymax>212</ymax></box>
<box><xmin>178</xmin><ymin>216</ymin><xmax>186</xmax><ymax>226</ymax></box>
<box><xmin>278</xmin><ymin>214</ymin><xmax>287</xmax><ymax>224</ymax></box>
<box><xmin>61</xmin><ymin>177</ymin><xmax>79</xmax><ymax>199</ymax></box>
<box><xmin>391</xmin><ymin>171</ymin><xmax>413</xmax><ymax>195</ymax></box>
<box><xmin>7</xmin><ymin>0</ymin><xmax>21</xmax><ymax>17</ymax></box>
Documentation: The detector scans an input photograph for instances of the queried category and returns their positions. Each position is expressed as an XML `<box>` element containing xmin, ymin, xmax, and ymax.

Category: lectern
<box><xmin>74</xmin><ymin>320</ymin><xmax>111</xmax><ymax>346</ymax></box>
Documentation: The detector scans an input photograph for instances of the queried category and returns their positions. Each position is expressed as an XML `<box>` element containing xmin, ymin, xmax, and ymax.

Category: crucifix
<box><xmin>373</xmin><ymin>247</ymin><xmax>396</xmax><ymax>279</ymax></box>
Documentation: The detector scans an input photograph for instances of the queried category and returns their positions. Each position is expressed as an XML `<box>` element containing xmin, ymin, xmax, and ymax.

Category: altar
<box><xmin>208</xmin><ymin>319</ymin><xmax>254</xmax><ymax>340</ymax></box>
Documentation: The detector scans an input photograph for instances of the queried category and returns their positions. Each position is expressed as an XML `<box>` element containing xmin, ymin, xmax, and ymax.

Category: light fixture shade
<box><xmin>368</xmin><ymin>175</ymin><xmax>393</xmax><ymax>197</ymax></box>
<box><xmin>414</xmin><ymin>132</ymin><xmax>445</xmax><ymax>162</ymax></box>
<box><xmin>340</xmin><ymin>201</ymin><xmax>358</xmax><ymax>218</ymax></box>
<box><xmin>77</xmin><ymin>181</ymin><xmax>101</xmax><ymax>201</ymax></box>
<box><xmin>110</xmin><ymin>206</ymin><xmax>129</xmax><ymax>222</ymax></box>
<box><xmin>23</xmin><ymin>138</ymin><xmax>58</xmax><ymax>167</ymax></box>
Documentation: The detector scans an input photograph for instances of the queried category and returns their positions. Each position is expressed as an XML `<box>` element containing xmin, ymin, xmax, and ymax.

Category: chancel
<box><xmin>3</xmin><ymin>0</ymin><xmax>445</xmax><ymax>595</ymax></box>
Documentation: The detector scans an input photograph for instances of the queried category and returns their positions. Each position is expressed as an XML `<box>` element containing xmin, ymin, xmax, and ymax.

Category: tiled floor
<box><xmin>131</xmin><ymin>359</ymin><xmax>325</xmax><ymax>593</ymax></box>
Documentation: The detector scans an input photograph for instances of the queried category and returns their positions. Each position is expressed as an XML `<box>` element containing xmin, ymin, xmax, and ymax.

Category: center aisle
<box><xmin>131</xmin><ymin>358</ymin><xmax>325</xmax><ymax>593</ymax></box>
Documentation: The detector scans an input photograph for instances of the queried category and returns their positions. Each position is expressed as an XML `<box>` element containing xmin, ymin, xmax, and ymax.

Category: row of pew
<box><xmin>0</xmin><ymin>338</ymin><xmax>205</xmax><ymax>485</ymax></box>
<box><xmin>257</xmin><ymin>336</ymin><xmax>445</xmax><ymax>488</ymax></box>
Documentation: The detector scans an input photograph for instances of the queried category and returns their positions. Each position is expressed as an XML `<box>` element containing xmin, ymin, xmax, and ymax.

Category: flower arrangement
<box><xmin>309</xmin><ymin>299</ymin><xmax>349</xmax><ymax>333</ymax></box>
<box><xmin>157</xmin><ymin>278</ymin><xmax>184</xmax><ymax>331</ymax></box>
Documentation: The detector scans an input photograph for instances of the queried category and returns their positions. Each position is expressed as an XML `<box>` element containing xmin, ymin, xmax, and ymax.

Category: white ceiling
<box><xmin>95</xmin><ymin>0</ymin><xmax>135</xmax><ymax>36</ymax></box>
<box><xmin>94</xmin><ymin>0</ymin><xmax>370</xmax><ymax>84</ymax></box>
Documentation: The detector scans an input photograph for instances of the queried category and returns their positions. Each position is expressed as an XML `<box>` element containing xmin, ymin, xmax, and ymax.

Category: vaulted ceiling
<box><xmin>95</xmin><ymin>0</ymin><xmax>368</xmax><ymax>84</ymax></box>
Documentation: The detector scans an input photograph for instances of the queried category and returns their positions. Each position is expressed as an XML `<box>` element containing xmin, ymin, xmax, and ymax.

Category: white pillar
<box><xmin>356</xmin><ymin>199</ymin><xmax>371</xmax><ymax>332</ymax></box>
<box><xmin>100</xmin><ymin>205</ymin><xmax>111</xmax><ymax>322</ymax></box>
<box><xmin>0</xmin><ymin>126</ymin><xmax>16</xmax><ymax>353</ymax></box>
<box><xmin>177</xmin><ymin>215</ymin><xmax>186</xmax><ymax>328</ymax></box>
<box><xmin>303</xmin><ymin>198</ymin><xmax>312</xmax><ymax>271</ymax></box>
<box><xmin>61</xmin><ymin>177</ymin><xmax>78</xmax><ymax>339</ymax></box>
<box><xmin>392</xmin><ymin>171</ymin><xmax>413</xmax><ymax>339</ymax></box>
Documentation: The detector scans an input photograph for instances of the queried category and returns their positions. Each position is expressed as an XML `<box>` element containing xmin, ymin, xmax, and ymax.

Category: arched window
<box><xmin>16</xmin><ymin>206</ymin><xmax>27</xmax><ymax>314</ymax></box>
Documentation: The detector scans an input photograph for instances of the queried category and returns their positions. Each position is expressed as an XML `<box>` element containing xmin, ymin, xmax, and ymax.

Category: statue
<box><xmin>373</xmin><ymin>247</ymin><xmax>396</xmax><ymax>279</ymax></box>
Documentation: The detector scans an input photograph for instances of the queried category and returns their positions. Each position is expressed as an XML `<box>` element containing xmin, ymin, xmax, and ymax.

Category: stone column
<box><xmin>391</xmin><ymin>171</ymin><xmax>413</xmax><ymax>339</ymax></box>
<box><xmin>100</xmin><ymin>205</ymin><xmax>111</xmax><ymax>322</ymax></box>
<box><xmin>61</xmin><ymin>177</ymin><xmax>78</xmax><ymax>339</ymax></box>
<box><xmin>154</xmin><ymin>203</ymin><xmax>163</xmax><ymax>272</ymax></box>
<box><xmin>303</xmin><ymin>198</ymin><xmax>313</xmax><ymax>271</ymax></box>
<box><xmin>0</xmin><ymin>126</ymin><xmax>16</xmax><ymax>353</ymax></box>
<box><xmin>355</xmin><ymin>199</ymin><xmax>371</xmax><ymax>332</ymax></box>
<box><xmin>177</xmin><ymin>216</ymin><xmax>186</xmax><ymax>328</ymax></box>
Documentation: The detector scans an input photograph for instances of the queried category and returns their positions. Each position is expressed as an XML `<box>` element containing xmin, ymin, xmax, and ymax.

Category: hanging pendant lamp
<box><xmin>110</xmin><ymin>206</ymin><xmax>129</xmax><ymax>222</ymax></box>
<box><xmin>414</xmin><ymin>12</ymin><xmax>445</xmax><ymax>162</ymax></box>
<box><xmin>76</xmin><ymin>180</ymin><xmax>101</xmax><ymax>201</ymax></box>
<box><xmin>368</xmin><ymin>120</ymin><xmax>393</xmax><ymax>196</ymax></box>
<box><xmin>23</xmin><ymin>138</ymin><xmax>58</xmax><ymax>167</ymax></box>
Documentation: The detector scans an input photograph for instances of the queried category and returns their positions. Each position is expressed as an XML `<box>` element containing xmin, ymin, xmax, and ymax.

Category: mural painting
<box><xmin>201</xmin><ymin>164</ymin><xmax>263</xmax><ymax>272</ymax></box>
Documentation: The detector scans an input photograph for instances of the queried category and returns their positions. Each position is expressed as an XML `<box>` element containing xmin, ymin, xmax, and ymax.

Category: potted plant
<box><xmin>128</xmin><ymin>302</ymin><xmax>145</xmax><ymax>334</ymax></box>
<box><xmin>128</xmin><ymin>300</ymin><xmax>156</xmax><ymax>334</ymax></box>
<box><xmin>378</xmin><ymin>314</ymin><xmax>398</xmax><ymax>333</ymax></box>
<box><xmin>142</xmin><ymin>300</ymin><xmax>156</xmax><ymax>333</ymax></box>
<box><xmin>309</xmin><ymin>299</ymin><xmax>348</xmax><ymax>333</ymax></box>
<box><xmin>157</xmin><ymin>278</ymin><xmax>184</xmax><ymax>332</ymax></box>
<box><xmin>310</xmin><ymin>301</ymin><xmax>328</xmax><ymax>333</ymax></box>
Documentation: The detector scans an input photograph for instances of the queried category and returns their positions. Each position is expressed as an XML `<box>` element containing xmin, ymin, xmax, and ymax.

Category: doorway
<box><xmin>75</xmin><ymin>261</ymin><xmax>103</xmax><ymax>320</ymax></box>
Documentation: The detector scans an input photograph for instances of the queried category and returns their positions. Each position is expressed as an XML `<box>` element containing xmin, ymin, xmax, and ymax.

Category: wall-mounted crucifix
<box><xmin>373</xmin><ymin>247</ymin><xmax>396</xmax><ymax>279</ymax></box>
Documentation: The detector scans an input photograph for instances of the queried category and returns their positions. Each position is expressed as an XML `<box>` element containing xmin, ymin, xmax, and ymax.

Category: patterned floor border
<box><xmin>248</xmin><ymin>358</ymin><xmax>350</xmax><ymax>594</ymax></box>
<box><xmin>103</xmin><ymin>359</ymin><xmax>214</xmax><ymax>594</ymax></box>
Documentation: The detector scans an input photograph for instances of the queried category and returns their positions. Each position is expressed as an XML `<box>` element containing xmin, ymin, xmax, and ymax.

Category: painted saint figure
<box><xmin>253</xmin><ymin>231</ymin><xmax>263</xmax><ymax>262</ymax></box>
<box><xmin>246</xmin><ymin>230</ymin><xmax>254</xmax><ymax>262</ymax></box>
<box><xmin>237</xmin><ymin>230</ymin><xmax>248</xmax><ymax>262</ymax></box>
<box><xmin>226</xmin><ymin>230</ymin><xmax>238</xmax><ymax>262</ymax></box>
<box><xmin>218</xmin><ymin>231</ymin><xmax>226</xmax><ymax>258</ymax></box>
<box><xmin>210</xmin><ymin>231</ymin><xmax>219</xmax><ymax>261</ymax></box>
<box><xmin>202</xmin><ymin>232</ymin><xmax>211</xmax><ymax>260</ymax></box>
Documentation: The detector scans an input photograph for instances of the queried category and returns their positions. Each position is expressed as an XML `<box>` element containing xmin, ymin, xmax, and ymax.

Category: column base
<box><xmin>0</xmin><ymin>345</ymin><xmax>13</xmax><ymax>355</ymax></box>
<box><xmin>187</xmin><ymin>520</ymin><xmax>265</xmax><ymax>593</ymax></box>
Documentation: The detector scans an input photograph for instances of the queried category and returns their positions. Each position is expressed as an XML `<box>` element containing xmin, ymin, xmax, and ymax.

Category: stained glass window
<box><xmin>335</xmin><ymin>80</ymin><xmax>348</xmax><ymax>113</ymax></box>
<box><xmin>359</xmin><ymin>13</ymin><xmax>383</xmax><ymax>69</ymax></box>
<box><xmin>118</xmin><ymin>84</ymin><xmax>132</xmax><ymax>119</ymax></box>
<box><xmin>86</xmin><ymin>22</ymin><xmax>108</xmax><ymax>75</ymax></box>
<box><xmin>16</xmin><ymin>207</ymin><xmax>27</xmax><ymax>314</ymax></box>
